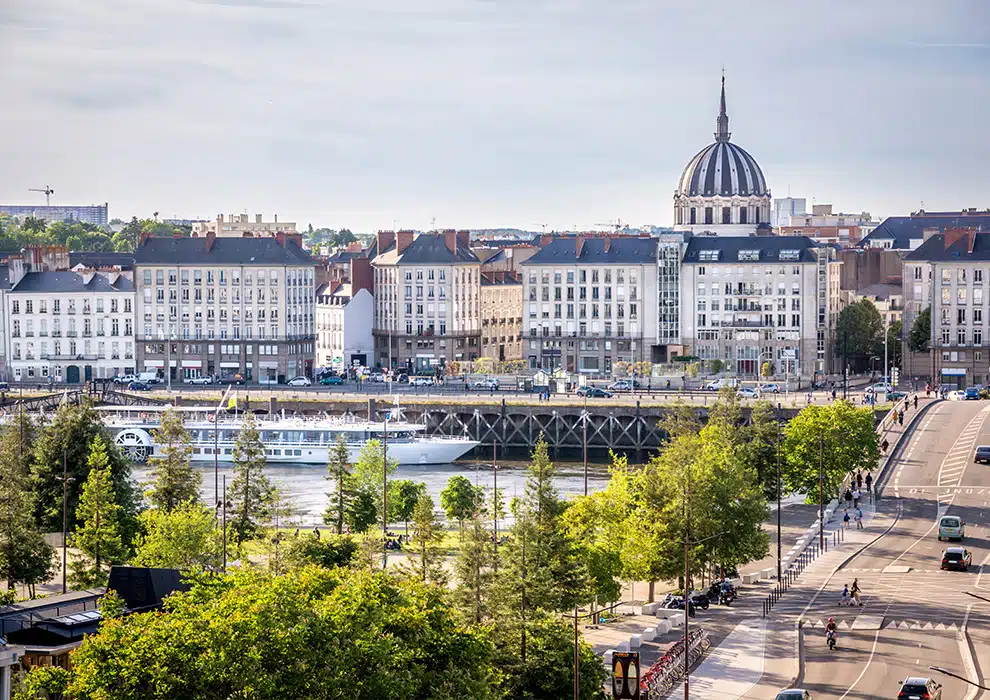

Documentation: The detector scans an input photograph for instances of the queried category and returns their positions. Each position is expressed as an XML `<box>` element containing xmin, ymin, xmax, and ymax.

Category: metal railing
<box><xmin>762</xmin><ymin>528</ymin><xmax>844</xmax><ymax>617</ymax></box>
<box><xmin>640</xmin><ymin>628</ymin><xmax>711</xmax><ymax>699</ymax></box>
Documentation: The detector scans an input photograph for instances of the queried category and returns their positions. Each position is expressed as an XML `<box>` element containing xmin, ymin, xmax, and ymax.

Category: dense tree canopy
<box><xmin>835</xmin><ymin>299</ymin><xmax>884</xmax><ymax>371</ymax></box>
<box><xmin>908</xmin><ymin>306</ymin><xmax>931</xmax><ymax>353</ymax></box>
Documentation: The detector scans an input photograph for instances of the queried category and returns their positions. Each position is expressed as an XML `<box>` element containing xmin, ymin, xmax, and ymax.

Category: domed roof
<box><xmin>676</xmin><ymin>76</ymin><xmax>768</xmax><ymax>198</ymax></box>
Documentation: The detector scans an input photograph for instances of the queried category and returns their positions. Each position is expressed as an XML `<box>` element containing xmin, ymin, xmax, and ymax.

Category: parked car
<box><xmin>188</xmin><ymin>376</ymin><xmax>214</xmax><ymax>385</ymax></box>
<box><xmin>886</xmin><ymin>391</ymin><xmax>907</xmax><ymax>401</ymax></box>
<box><xmin>395</xmin><ymin>373</ymin><xmax>409</xmax><ymax>384</ymax></box>
<box><xmin>705</xmin><ymin>378</ymin><xmax>737</xmax><ymax>391</ymax></box>
<box><xmin>127</xmin><ymin>381</ymin><xmax>152</xmax><ymax>391</ymax></box>
<box><xmin>940</xmin><ymin>546</ymin><xmax>973</xmax><ymax>571</ymax></box>
<box><xmin>576</xmin><ymin>386</ymin><xmax>613</xmax><ymax>398</ymax></box>
<box><xmin>287</xmin><ymin>376</ymin><xmax>312</xmax><ymax>387</ymax></box>
<box><xmin>738</xmin><ymin>388</ymin><xmax>759</xmax><ymax>399</ymax></box>
<box><xmin>219</xmin><ymin>373</ymin><xmax>246</xmax><ymax>385</ymax></box>
<box><xmin>865</xmin><ymin>382</ymin><xmax>893</xmax><ymax>395</ymax></box>
<box><xmin>607</xmin><ymin>380</ymin><xmax>635</xmax><ymax>392</ymax></box>
<box><xmin>411</xmin><ymin>376</ymin><xmax>433</xmax><ymax>386</ymax></box>
<box><xmin>976</xmin><ymin>445</ymin><xmax>990</xmax><ymax>464</ymax></box>
<box><xmin>368</xmin><ymin>372</ymin><xmax>386</xmax><ymax>383</ymax></box>
<box><xmin>320</xmin><ymin>375</ymin><xmax>344</xmax><ymax>386</ymax></box>
<box><xmin>471</xmin><ymin>378</ymin><xmax>500</xmax><ymax>390</ymax></box>
<box><xmin>897</xmin><ymin>677</ymin><xmax>942</xmax><ymax>700</ymax></box>
<box><xmin>113</xmin><ymin>374</ymin><xmax>138</xmax><ymax>384</ymax></box>
<box><xmin>759</xmin><ymin>383</ymin><xmax>782</xmax><ymax>394</ymax></box>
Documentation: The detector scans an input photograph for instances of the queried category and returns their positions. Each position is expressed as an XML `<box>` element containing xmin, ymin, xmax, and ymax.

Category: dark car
<box><xmin>774</xmin><ymin>691</ymin><xmax>812</xmax><ymax>700</ymax></box>
<box><xmin>576</xmin><ymin>386</ymin><xmax>613</xmax><ymax>398</ymax></box>
<box><xmin>940</xmin><ymin>546</ymin><xmax>973</xmax><ymax>571</ymax></box>
<box><xmin>897</xmin><ymin>677</ymin><xmax>942</xmax><ymax>700</ymax></box>
<box><xmin>127</xmin><ymin>381</ymin><xmax>152</xmax><ymax>391</ymax></box>
<box><xmin>320</xmin><ymin>375</ymin><xmax>344</xmax><ymax>385</ymax></box>
<box><xmin>975</xmin><ymin>445</ymin><xmax>990</xmax><ymax>464</ymax></box>
<box><xmin>219</xmin><ymin>373</ymin><xmax>246</xmax><ymax>385</ymax></box>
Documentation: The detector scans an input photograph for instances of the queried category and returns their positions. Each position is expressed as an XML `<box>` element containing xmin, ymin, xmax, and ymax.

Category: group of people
<box><xmin>838</xmin><ymin>579</ymin><xmax>862</xmax><ymax>607</ymax></box>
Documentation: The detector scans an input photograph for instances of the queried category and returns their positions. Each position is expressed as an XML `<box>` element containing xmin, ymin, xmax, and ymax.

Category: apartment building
<box><xmin>480</xmin><ymin>271</ymin><xmax>523</xmax><ymax>362</ymax></box>
<box><xmin>133</xmin><ymin>232</ymin><xmax>316</xmax><ymax>384</ymax></box>
<box><xmin>902</xmin><ymin>230</ymin><xmax>990</xmax><ymax>387</ymax></box>
<box><xmin>315</xmin><ymin>257</ymin><xmax>374</xmax><ymax>370</ymax></box>
<box><xmin>371</xmin><ymin>230</ymin><xmax>481</xmax><ymax>371</ymax></box>
<box><xmin>679</xmin><ymin>236</ymin><xmax>836</xmax><ymax>379</ymax></box>
<box><xmin>0</xmin><ymin>203</ymin><xmax>109</xmax><ymax>226</ymax></box>
<box><xmin>5</xmin><ymin>246</ymin><xmax>135</xmax><ymax>383</ymax></box>
<box><xmin>520</xmin><ymin>236</ymin><xmax>658</xmax><ymax>373</ymax></box>
<box><xmin>192</xmin><ymin>213</ymin><xmax>296</xmax><ymax>238</ymax></box>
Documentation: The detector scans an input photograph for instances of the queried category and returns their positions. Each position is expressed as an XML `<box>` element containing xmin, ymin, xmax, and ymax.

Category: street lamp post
<box><xmin>59</xmin><ymin>447</ymin><xmax>73</xmax><ymax>594</ymax></box>
<box><xmin>382</xmin><ymin>411</ymin><xmax>390</xmax><ymax>570</ymax></box>
<box><xmin>776</xmin><ymin>402</ymin><xmax>782</xmax><ymax>581</ymax></box>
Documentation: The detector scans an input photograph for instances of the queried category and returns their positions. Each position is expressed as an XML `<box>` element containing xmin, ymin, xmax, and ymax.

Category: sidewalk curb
<box><xmin>875</xmin><ymin>398</ymin><xmax>942</xmax><ymax>497</ymax></box>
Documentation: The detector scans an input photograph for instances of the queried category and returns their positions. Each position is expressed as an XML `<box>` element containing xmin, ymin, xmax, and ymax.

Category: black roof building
<box><xmin>135</xmin><ymin>236</ymin><xmax>314</xmax><ymax>266</ymax></box>
<box><xmin>859</xmin><ymin>211</ymin><xmax>990</xmax><ymax>250</ymax></box>
<box><xmin>9</xmin><ymin>271</ymin><xmax>134</xmax><ymax>293</ymax></box>
<box><xmin>374</xmin><ymin>232</ymin><xmax>479</xmax><ymax>265</ymax></box>
<box><xmin>521</xmin><ymin>236</ymin><xmax>656</xmax><ymax>265</ymax></box>
<box><xmin>682</xmin><ymin>235</ymin><xmax>820</xmax><ymax>264</ymax></box>
<box><xmin>904</xmin><ymin>231</ymin><xmax>990</xmax><ymax>262</ymax></box>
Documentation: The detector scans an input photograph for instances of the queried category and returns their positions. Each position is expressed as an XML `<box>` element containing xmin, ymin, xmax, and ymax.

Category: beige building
<box><xmin>192</xmin><ymin>213</ymin><xmax>297</xmax><ymax>238</ymax></box>
<box><xmin>371</xmin><ymin>230</ymin><xmax>481</xmax><ymax>372</ymax></box>
<box><xmin>521</xmin><ymin>235</ymin><xmax>658</xmax><ymax>374</ymax></box>
<box><xmin>480</xmin><ymin>271</ymin><xmax>523</xmax><ymax>362</ymax></box>
<box><xmin>134</xmin><ymin>232</ymin><xmax>316</xmax><ymax>384</ymax></box>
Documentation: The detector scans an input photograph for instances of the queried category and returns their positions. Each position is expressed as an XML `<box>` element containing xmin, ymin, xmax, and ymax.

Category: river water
<box><xmin>131</xmin><ymin>459</ymin><xmax>612</xmax><ymax>526</ymax></box>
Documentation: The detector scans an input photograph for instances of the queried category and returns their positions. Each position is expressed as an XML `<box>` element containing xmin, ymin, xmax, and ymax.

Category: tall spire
<box><xmin>715</xmin><ymin>71</ymin><xmax>730</xmax><ymax>142</ymax></box>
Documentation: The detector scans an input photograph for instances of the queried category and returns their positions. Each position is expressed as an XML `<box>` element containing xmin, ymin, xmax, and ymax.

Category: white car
<box><xmin>113</xmin><ymin>374</ymin><xmax>137</xmax><ymax>384</ymax></box>
<box><xmin>411</xmin><ymin>376</ymin><xmax>433</xmax><ymax>386</ymax></box>
<box><xmin>759</xmin><ymin>383</ymin><xmax>781</xmax><ymax>394</ymax></box>
<box><xmin>865</xmin><ymin>383</ymin><xmax>893</xmax><ymax>395</ymax></box>
<box><xmin>472</xmin><ymin>378</ymin><xmax>499</xmax><ymax>390</ymax></box>
<box><xmin>287</xmin><ymin>376</ymin><xmax>312</xmax><ymax>387</ymax></box>
<box><xmin>188</xmin><ymin>376</ymin><xmax>213</xmax><ymax>385</ymax></box>
<box><xmin>738</xmin><ymin>388</ymin><xmax>759</xmax><ymax>399</ymax></box>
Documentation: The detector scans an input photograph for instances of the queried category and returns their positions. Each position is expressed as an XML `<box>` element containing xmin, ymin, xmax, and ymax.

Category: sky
<box><xmin>1</xmin><ymin>0</ymin><xmax>988</xmax><ymax>232</ymax></box>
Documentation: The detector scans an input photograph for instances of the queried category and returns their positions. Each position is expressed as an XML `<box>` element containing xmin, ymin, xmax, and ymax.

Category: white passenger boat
<box><xmin>96</xmin><ymin>405</ymin><xmax>479</xmax><ymax>465</ymax></box>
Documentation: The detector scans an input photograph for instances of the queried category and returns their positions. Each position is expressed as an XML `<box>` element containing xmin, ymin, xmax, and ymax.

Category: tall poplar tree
<box><xmin>453</xmin><ymin>513</ymin><xmax>494</xmax><ymax>623</ymax></box>
<box><xmin>70</xmin><ymin>436</ymin><xmax>126</xmax><ymax>588</ymax></box>
<box><xmin>228</xmin><ymin>412</ymin><xmax>273</xmax><ymax>543</ymax></box>
<box><xmin>407</xmin><ymin>492</ymin><xmax>446</xmax><ymax>585</ymax></box>
<box><xmin>146</xmin><ymin>408</ymin><xmax>200</xmax><ymax>512</ymax></box>
<box><xmin>323</xmin><ymin>435</ymin><xmax>354</xmax><ymax>535</ymax></box>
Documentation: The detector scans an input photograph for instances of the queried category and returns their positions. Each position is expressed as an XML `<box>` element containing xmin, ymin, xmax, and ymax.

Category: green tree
<box><xmin>453</xmin><ymin>514</ymin><xmax>494</xmax><ymax>623</ymax></box>
<box><xmin>13</xmin><ymin>665</ymin><xmax>71</xmax><ymax>700</ymax></box>
<box><xmin>61</xmin><ymin>568</ymin><xmax>498</xmax><ymax>700</ymax></box>
<box><xmin>742</xmin><ymin>400</ymin><xmax>783</xmax><ymax>500</ymax></box>
<box><xmin>31</xmin><ymin>402</ymin><xmax>139</xmax><ymax>537</ymax></box>
<box><xmin>440</xmin><ymin>475</ymin><xmax>483</xmax><ymax>537</ymax></box>
<box><xmin>146</xmin><ymin>408</ymin><xmax>200</xmax><ymax>512</ymax></box>
<box><xmin>491</xmin><ymin>611</ymin><xmax>607</xmax><ymax>700</ymax></box>
<box><xmin>131</xmin><ymin>503</ymin><xmax>222</xmax><ymax>570</ymax></box>
<box><xmin>494</xmin><ymin>438</ymin><xmax>588</xmax><ymax>614</ymax></box>
<box><xmin>709</xmin><ymin>358</ymin><xmax>724</xmax><ymax>374</ymax></box>
<box><xmin>283</xmin><ymin>533</ymin><xmax>358</xmax><ymax>569</ymax></box>
<box><xmin>388</xmin><ymin>479</ymin><xmax>426</xmax><ymax>536</ymax></box>
<box><xmin>907</xmin><ymin>306</ymin><xmax>931</xmax><ymax>353</ymax></box>
<box><xmin>323</xmin><ymin>435</ymin><xmax>354</xmax><ymax>535</ymax></box>
<box><xmin>351</xmin><ymin>439</ymin><xmax>398</xmax><ymax>522</ymax></box>
<box><xmin>346</xmin><ymin>490</ymin><xmax>379</xmax><ymax>534</ymax></box>
<box><xmin>783</xmin><ymin>401</ymin><xmax>879</xmax><ymax>498</ymax></box>
<box><xmin>407</xmin><ymin>492</ymin><xmax>446</xmax><ymax>585</ymax></box>
<box><xmin>835</xmin><ymin>299</ymin><xmax>884</xmax><ymax>371</ymax></box>
<box><xmin>887</xmin><ymin>319</ymin><xmax>904</xmax><ymax>368</ymax></box>
<box><xmin>0</xmin><ymin>422</ymin><xmax>54</xmax><ymax>594</ymax></box>
<box><xmin>228</xmin><ymin>412</ymin><xmax>274</xmax><ymax>543</ymax></box>
<box><xmin>69</xmin><ymin>437</ymin><xmax>126</xmax><ymax>588</ymax></box>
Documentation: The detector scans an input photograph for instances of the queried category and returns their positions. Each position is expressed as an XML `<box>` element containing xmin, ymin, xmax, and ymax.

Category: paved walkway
<box><xmin>686</xmin><ymin>620</ymin><xmax>767</xmax><ymax>699</ymax></box>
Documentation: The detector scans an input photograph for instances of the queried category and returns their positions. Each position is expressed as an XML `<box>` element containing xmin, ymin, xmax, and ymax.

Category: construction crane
<box><xmin>29</xmin><ymin>186</ymin><xmax>54</xmax><ymax>206</ymax></box>
<box><xmin>594</xmin><ymin>218</ymin><xmax>625</xmax><ymax>233</ymax></box>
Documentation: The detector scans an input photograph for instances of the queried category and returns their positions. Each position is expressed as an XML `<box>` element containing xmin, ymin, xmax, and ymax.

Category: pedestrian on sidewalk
<box><xmin>914</xmin><ymin>395</ymin><xmax>918</xmax><ymax>409</ymax></box>
<box><xmin>844</xmin><ymin>487</ymin><xmax>853</xmax><ymax>508</ymax></box>
<box><xmin>865</xmin><ymin>472</ymin><xmax>873</xmax><ymax>492</ymax></box>
<box><xmin>881</xmin><ymin>438</ymin><xmax>889</xmax><ymax>455</ymax></box>
<box><xmin>898</xmin><ymin>410</ymin><xmax>904</xmax><ymax>426</ymax></box>
<box><xmin>831</xmin><ymin>389</ymin><xmax>837</xmax><ymax>401</ymax></box>
<box><xmin>853</xmin><ymin>488</ymin><xmax>861</xmax><ymax>508</ymax></box>
<box><xmin>851</xmin><ymin>578</ymin><xmax>861</xmax><ymax>606</ymax></box>
<box><xmin>855</xmin><ymin>506</ymin><xmax>864</xmax><ymax>529</ymax></box>
<box><xmin>843</xmin><ymin>509</ymin><xmax>850</xmax><ymax>528</ymax></box>
<box><xmin>856</xmin><ymin>470</ymin><xmax>863</xmax><ymax>489</ymax></box>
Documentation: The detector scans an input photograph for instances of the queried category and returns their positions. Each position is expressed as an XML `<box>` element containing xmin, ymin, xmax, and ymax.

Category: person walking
<box><xmin>865</xmin><ymin>472</ymin><xmax>873</xmax><ymax>493</ymax></box>
<box><xmin>856</xmin><ymin>471</ymin><xmax>863</xmax><ymax>489</ymax></box>
<box><xmin>843</xmin><ymin>509</ymin><xmax>850</xmax><ymax>529</ymax></box>
<box><xmin>844</xmin><ymin>487</ymin><xmax>853</xmax><ymax>508</ymax></box>
<box><xmin>855</xmin><ymin>506</ymin><xmax>864</xmax><ymax>529</ymax></box>
<box><xmin>851</xmin><ymin>578</ymin><xmax>862</xmax><ymax>606</ymax></box>
<box><xmin>898</xmin><ymin>410</ymin><xmax>904</xmax><ymax>426</ymax></box>
<box><xmin>853</xmin><ymin>488</ymin><xmax>861</xmax><ymax>508</ymax></box>
<box><xmin>914</xmin><ymin>395</ymin><xmax>918</xmax><ymax>409</ymax></box>
<box><xmin>881</xmin><ymin>437</ymin><xmax>889</xmax><ymax>455</ymax></box>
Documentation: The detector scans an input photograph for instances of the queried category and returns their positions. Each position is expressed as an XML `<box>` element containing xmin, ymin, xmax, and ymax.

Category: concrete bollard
<box><xmin>762</xmin><ymin>567</ymin><xmax>774</xmax><ymax>580</ymax></box>
<box><xmin>604</xmin><ymin>650</ymin><xmax>615</xmax><ymax>666</ymax></box>
<box><xmin>617</xmin><ymin>640</ymin><xmax>630</xmax><ymax>652</ymax></box>
<box><xmin>642</xmin><ymin>627</ymin><xmax>657</xmax><ymax>642</ymax></box>
<box><xmin>629</xmin><ymin>634</ymin><xmax>642</xmax><ymax>649</ymax></box>
<box><xmin>658</xmin><ymin>619</ymin><xmax>672</xmax><ymax>635</ymax></box>
<box><xmin>642</xmin><ymin>602</ymin><xmax>659</xmax><ymax>616</ymax></box>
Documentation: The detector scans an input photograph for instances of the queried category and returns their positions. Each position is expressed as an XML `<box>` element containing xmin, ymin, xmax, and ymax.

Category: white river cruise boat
<box><xmin>96</xmin><ymin>405</ymin><xmax>479</xmax><ymax>465</ymax></box>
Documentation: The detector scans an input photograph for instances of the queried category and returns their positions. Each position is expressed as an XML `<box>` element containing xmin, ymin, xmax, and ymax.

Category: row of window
<box><xmin>142</xmin><ymin>287</ymin><xmax>304</xmax><ymax>304</ymax></box>
<box><xmin>529</xmin><ymin>269</ymin><xmax>640</xmax><ymax>285</ymax></box>
<box><xmin>10</xmin><ymin>298</ymin><xmax>131</xmax><ymax>315</ymax></box>
<box><xmin>11</xmin><ymin>340</ymin><xmax>133</xmax><ymax>361</ymax></box>
<box><xmin>141</xmin><ymin>268</ymin><xmax>311</xmax><ymax>286</ymax></box>
<box><xmin>527</xmin><ymin>302</ymin><xmax>639</xmax><ymax>321</ymax></box>
<box><xmin>528</xmin><ymin>323</ymin><xmax>638</xmax><ymax>338</ymax></box>
<box><xmin>698</xmin><ymin>282</ymin><xmax>802</xmax><ymax>296</ymax></box>
<box><xmin>143</xmin><ymin>307</ymin><xmax>282</xmax><ymax>322</ymax></box>
<box><xmin>699</xmin><ymin>299</ymin><xmax>800</xmax><ymax>312</ymax></box>
<box><xmin>142</xmin><ymin>325</ymin><xmax>308</xmax><ymax>341</ymax></box>
<box><xmin>939</xmin><ymin>329</ymin><xmax>986</xmax><ymax>346</ymax></box>
<box><xmin>697</xmin><ymin>266</ymin><xmax>801</xmax><ymax>277</ymax></box>
<box><xmin>10</xmin><ymin>318</ymin><xmax>131</xmax><ymax>338</ymax></box>
<box><xmin>697</xmin><ymin>314</ymin><xmax>802</xmax><ymax>328</ymax></box>
<box><xmin>528</xmin><ymin>286</ymin><xmax>639</xmax><ymax>302</ymax></box>
<box><xmin>678</xmin><ymin>206</ymin><xmax>765</xmax><ymax>226</ymax></box>
<box><xmin>143</xmin><ymin>343</ymin><xmax>285</xmax><ymax>356</ymax></box>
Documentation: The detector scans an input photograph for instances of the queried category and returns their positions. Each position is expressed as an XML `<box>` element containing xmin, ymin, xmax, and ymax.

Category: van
<box><xmin>938</xmin><ymin>515</ymin><xmax>965</xmax><ymax>541</ymax></box>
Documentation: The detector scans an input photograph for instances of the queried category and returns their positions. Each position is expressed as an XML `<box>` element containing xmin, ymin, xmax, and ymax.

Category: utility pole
<box><xmin>520</xmin><ymin>525</ymin><xmax>527</xmax><ymax>664</ymax></box>
<box><xmin>573</xmin><ymin>606</ymin><xmax>580</xmax><ymax>700</ymax></box>
<box><xmin>582</xmin><ymin>401</ymin><xmax>588</xmax><ymax>496</ymax></box>
<box><xmin>776</xmin><ymin>402</ymin><xmax>782</xmax><ymax>581</ymax></box>
<box><xmin>382</xmin><ymin>413</ymin><xmax>389</xmax><ymax>570</ymax></box>
<box><xmin>61</xmin><ymin>447</ymin><xmax>68</xmax><ymax>594</ymax></box>
<box><xmin>682</xmin><ymin>458</ymin><xmax>691</xmax><ymax>700</ymax></box>
<box><xmin>492</xmin><ymin>440</ymin><xmax>499</xmax><ymax>568</ymax></box>
<box><xmin>222</xmin><ymin>475</ymin><xmax>228</xmax><ymax>572</ymax></box>
<box><xmin>818</xmin><ymin>431</ymin><xmax>824</xmax><ymax>550</ymax></box>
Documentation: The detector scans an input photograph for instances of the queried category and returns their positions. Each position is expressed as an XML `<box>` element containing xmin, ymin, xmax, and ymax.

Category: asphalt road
<box><xmin>777</xmin><ymin>399</ymin><xmax>990</xmax><ymax>699</ymax></box>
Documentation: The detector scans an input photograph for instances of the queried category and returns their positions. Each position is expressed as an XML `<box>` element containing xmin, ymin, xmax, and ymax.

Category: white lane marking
<box><xmin>975</xmin><ymin>552</ymin><xmax>990</xmax><ymax>590</ymax></box>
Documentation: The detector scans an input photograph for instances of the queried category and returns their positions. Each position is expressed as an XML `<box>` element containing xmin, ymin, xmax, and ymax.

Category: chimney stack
<box><xmin>456</xmin><ymin>229</ymin><xmax>470</xmax><ymax>252</ymax></box>
<box><xmin>443</xmin><ymin>229</ymin><xmax>457</xmax><ymax>254</ymax></box>
<box><xmin>576</xmin><ymin>235</ymin><xmax>585</xmax><ymax>257</ymax></box>
<box><xmin>397</xmin><ymin>229</ymin><xmax>415</xmax><ymax>254</ymax></box>
<box><xmin>206</xmin><ymin>231</ymin><xmax>217</xmax><ymax>252</ymax></box>
<box><xmin>256</xmin><ymin>214</ymin><xmax>262</xmax><ymax>223</ymax></box>
<box><xmin>376</xmin><ymin>230</ymin><xmax>396</xmax><ymax>256</ymax></box>
<box><xmin>604</xmin><ymin>237</ymin><xmax>612</xmax><ymax>252</ymax></box>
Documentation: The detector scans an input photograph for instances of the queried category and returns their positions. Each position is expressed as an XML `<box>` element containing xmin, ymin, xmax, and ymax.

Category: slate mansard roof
<box><xmin>9</xmin><ymin>271</ymin><xmax>135</xmax><ymax>294</ymax></box>
<box><xmin>135</xmin><ymin>236</ymin><xmax>315</xmax><ymax>266</ymax></box>
<box><xmin>374</xmin><ymin>234</ymin><xmax>480</xmax><ymax>265</ymax></box>
<box><xmin>859</xmin><ymin>212</ymin><xmax>990</xmax><ymax>250</ymax></box>
<box><xmin>522</xmin><ymin>237</ymin><xmax>657</xmax><ymax>266</ymax></box>
<box><xmin>682</xmin><ymin>236</ymin><xmax>819</xmax><ymax>264</ymax></box>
